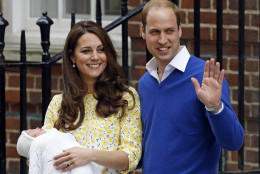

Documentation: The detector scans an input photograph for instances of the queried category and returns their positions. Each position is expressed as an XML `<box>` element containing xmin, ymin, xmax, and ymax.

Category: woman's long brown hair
<box><xmin>54</xmin><ymin>21</ymin><xmax>135</xmax><ymax>132</ymax></box>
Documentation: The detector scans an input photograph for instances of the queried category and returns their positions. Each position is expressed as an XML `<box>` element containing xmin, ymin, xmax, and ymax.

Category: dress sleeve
<box><xmin>118</xmin><ymin>87</ymin><xmax>142</xmax><ymax>173</ymax></box>
<box><xmin>42</xmin><ymin>94</ymin><xmax>62</xmax><ymax>131</ymax></box>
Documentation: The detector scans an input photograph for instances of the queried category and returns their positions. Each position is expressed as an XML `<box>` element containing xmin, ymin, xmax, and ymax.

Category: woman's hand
<box><xmin>53</xmin><ymin>146</ymin><xmax>93</xmax><ymax>172</ymax></box>
<box><xmin>53</xmin><ymin>146</ymin><xmax>129</xmax><ymax>172</ymax></box>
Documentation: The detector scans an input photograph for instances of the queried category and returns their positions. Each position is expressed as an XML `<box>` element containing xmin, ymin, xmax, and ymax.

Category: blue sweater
<box><xmin>138</xmin><ymin>56</ymin><xmax>244</xmax><ymax>174</ymax></box>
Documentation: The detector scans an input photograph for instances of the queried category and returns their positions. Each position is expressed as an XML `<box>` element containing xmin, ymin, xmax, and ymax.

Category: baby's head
<box><xmin>26</xmin><ymin>127</ymin><xmax>46</xmax><ymax>138</ymax></box>
<box><xmin>17</xmin><ymin>127</ymin><xmax>46</xmax><ymax>158</ymax></box>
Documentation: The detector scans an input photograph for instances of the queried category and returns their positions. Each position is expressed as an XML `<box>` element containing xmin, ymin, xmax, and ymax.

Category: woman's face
<box><xmin>70</xmin><ymin>32</ymin><xmax>107</xmax><ymax>85</ymax></box>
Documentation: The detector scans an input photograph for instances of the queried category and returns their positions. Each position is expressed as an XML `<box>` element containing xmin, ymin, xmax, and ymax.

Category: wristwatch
<box><xmin>205</xmin><ymin>101</ymin><xmax>223</xmax><ymax>112</ymax></box>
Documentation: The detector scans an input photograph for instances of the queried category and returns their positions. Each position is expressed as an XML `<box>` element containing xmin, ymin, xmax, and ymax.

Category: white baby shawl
<box><xmin>29</xmin><ymin>128</ymin><xmax>103</xmax><ymax>174</ymax></box>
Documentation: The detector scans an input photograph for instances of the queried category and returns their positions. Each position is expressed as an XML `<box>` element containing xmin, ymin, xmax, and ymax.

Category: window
<box><xmin>3</xmin><ymin>0</ymin><xmax>124</xmax><ymax>62</ymax></box>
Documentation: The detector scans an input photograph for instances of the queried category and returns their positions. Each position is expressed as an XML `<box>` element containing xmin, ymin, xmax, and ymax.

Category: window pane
<box><xmin>64</xmin><ymin>0</ymin><xmax>90</xmax><ymax>17</ymax></box>
<box><xmin>30</xmin><ymin>0</ymin><xmax>58</xmax><ymax>18</ymax></box>
<box><xmin>104</xmin><ymin>0</ymin><xmax>121</xmax><ymax>15</ymax></box>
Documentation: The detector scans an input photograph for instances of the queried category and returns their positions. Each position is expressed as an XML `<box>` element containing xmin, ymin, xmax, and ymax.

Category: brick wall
<box><xmin>4</xmin><ymin>0</ymin><xmax>260</xmax><ymax>173</ymax></box>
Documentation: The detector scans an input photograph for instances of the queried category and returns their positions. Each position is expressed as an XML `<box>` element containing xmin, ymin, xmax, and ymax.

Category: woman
<box><xmin>37</xmin><ymin>21</ymin><xmax>141</xmax><ymax>173</ymax></box>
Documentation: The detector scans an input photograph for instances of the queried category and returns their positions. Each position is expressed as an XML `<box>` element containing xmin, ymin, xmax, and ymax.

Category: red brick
<box><xmin>131</xmin><ymin>68</ymin><xmax>147</xmax><ymax>81</ymax></box>
<box><xmin>251</xmin><ymin>105</ymin><xmax>259</xmax><ymax>119</ymax></box>
<box><xmin>253</xmin><ymin>44</ymin><xmax>259</xmax><ymax>58</ymax></box>
<box><xmin>200</xmin><ymin>41</ymin><xmax>217</xmax><ymax>55</ymax></box>
<box><xmin>252</xmin><ymin>14</ymin><xmax>259</xmax><ymax>27</ymax></box>
<box><xmin>128</xmin><ymin>0</ymin><xmax>141</xmax><ymax>8</ymax></box>
<box><xmin>7</xmin><ymin>160</ymin><xmax>21</xmax><ymax>172</ymax></box>
<box><xmin>245</xmin><ymin>0</ymin><xmax>258</xmax><ymax>10</ymax></box>
<box><xmin>228</xmin><ymin>0</ymin><xmax>238</xmax><ymax>10</ymax></box>
<box><xmin>201</xmin><ymin>12</ymin><xmax>216</xmax><ymax>24</ymax></box>
<box><xmin>24</xmin><ymin>103</ymin><xmax>37</xmax><ymax>114</ymax></box>
<box><xmin>229</xmin><ymin>58</ymin><xmax>238</xmax><ymax>71</ymax></box>
<box><xmin>228</xmin><ymin>29</ymin><xmax>239</xmax><ymax>42</ymax></box>
<box><xmin>131</xmin><ymin>37</ymin><xmax>146</xmax><ymax>52</ymax></box>
<box><xmin>6</xmin><ymin>146</ymin><xmax>19</xmax><ymax>158</ymax></box>
<box><xmin>6</xmin><ymin>90</ymin><xmax>20</xmax><ymax>103</ymax></box>
<box><xmin>247</xmin><ymin>119</ymin><xmax>259</xmax><ymax>132</ymax></box>
<box><xmin>181</xmin><ymin>27</ymin><xmax>193</xmax><ymax>39</ymax></box>
<box><xmin>213</xmin><ymin>0</ymin><xmax>228</xmax><ymax>9</ymax></box>
<box><xmin>28</xmin><ymin>67</ymin><xmax>41</xmax><ymax>75</ymax></box>
<box><xmin>231</xmin><ymin>151</ymin><xmax>239</xmax><ymax>161</ymax></box>
<box><xmin>245</xmin><ymin>90</ymin><xmax>259</xmax><ymax>103</ymax></box>
<box><xmin>245</xmin><ymin>14</ymin><xmax>250</xmax><ymax>27</ymax></box>
<box><xmin>129</xmin><ymin>12</ymin><xmax>142</xmax><ymax>23</ymax></box>
<box><xmin>7</xmin><ymin>75</ymin><xmax>20</xmax><ymax>88</ymax></box>
<box><xmin>128</xmin><ymin>24</ymin><xmax>141</xmax><ymax>38</ymax></box>
<box><xmin>200</xmin><ymin>0</ymin><xmax>211</xmax><ymax>8</ymax></box>
<box><xmin>187</xmin><ymin>11</ymin><xmax>194</xmax><ymax>23</ymax></box>
<box><xmin>225</xmin><ymin>163</ymin><xmax>240</xmax><ymax>171</ymax></box>
<box><xmin>251</xmin><ymin>134</ymin><xmax>259</xmax><ymax>148</ymax></box>
<box><xmin>245</xmin><ymin>150</ymin><xmax>258</xmax><ymax>163</ymax></box>
<box><xmin>179</xmin><ymin>11</ymin><xmax>186</xmax><ymax>24</ymax></box>
<box><xmin>223</xmin><ymin>13</ymin><xmax>238</xmax><ymax>25</ymax></box>
<box><xmin>8</xmin><ymin>132</ymin><xmax>20</xmax><ymax>144</ymax></box>
<box><xmin>36</xmin><ymin>77</ymin><xmax>42</xmax><ymax>89</ymax></box>
<box><xmin>223</xmin><ymin>43</ymin><xmax>238</xmax><ymax>56</ymax></box>
<box><xmin>27</xmin><ymin>76</ymin><xmax>35</xmax><ymax>89</ymax></box>
<box><xmin>245</xmin><ymin>29</ymin><xmax>259</xmax><ymax>43</ymax></box>
<box><xmin>29</xmin><ymin>91</ymin><xmax>42</xmax><ymax>103</ymax></box>
<box><xmin>10</xmin><ymin>103</ymin><xmax>20</xmax><ymax>113</ymax></box>
<box><xmin>200</xmin><ymin>27</ymin><xmax>211</xmax><ymax>40</ymax></box>
<box><xmin>51</xmin><ymin>65</ymin><xmax>62</xmax><ymax>76</ymax></box>
<box><xmin>51</xmin><ymin>77</ymin><xmax>58</xmax><ymax>90</ymax></box>
<box><xmin>6</xmin><ymin>117</ymin><xmax>20</xmax><ymax>130</ymax></box>
<box><xmin>244</xmin><ymin>133</ymin><xmax>250</xmax><ymax>147</ymax></box>
<box><xmin>244</xmin><ymin>104</ymin><xmax>250</xmax><ymax>118</ymax></box>
<box><xmin>252</xmin><ymin>75</ymin><xmax>259</xmax><ymax>88</ymax></box>
<box><xmin>181</xmin><ymin>0</ymin><xmax>193</xmax><ymax>9</ymax></box>
<box><xmin>132</xmin><ymin>52</ymin><xmax>146</xmax><ymax>66</ymax></box>
<box><xmin>28</xmin><ymin>119</ymin><xmax>43</xmax><ymax>129</ymax></box>
<box><xmin>245</xmin><ymin>59</ymin><xmax>259</xmax><ymax>72</ymax></box>
<box><xmin>225</xmin><ymin>74</ymin><xmax>238</xmax><ymax>86</ymax></box>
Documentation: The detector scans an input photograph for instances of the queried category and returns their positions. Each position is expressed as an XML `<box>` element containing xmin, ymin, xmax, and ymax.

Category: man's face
<box><xmin>142</xmin><ymin>7</ymin><xmax>182</xmax><ymax>67</ymax></box>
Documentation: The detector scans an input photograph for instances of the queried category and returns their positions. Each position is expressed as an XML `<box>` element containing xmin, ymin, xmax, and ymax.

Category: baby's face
<box><xmin>26</xmin><ymin>127</ymin><xmax>46</xmax><ymax>138</ymax></box>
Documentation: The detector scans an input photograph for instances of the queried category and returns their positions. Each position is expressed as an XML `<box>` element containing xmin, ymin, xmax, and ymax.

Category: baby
<box><xmin>17</xmin><ymin>128</ymin><xmax>104</xmax><ymax>174</ymax></box>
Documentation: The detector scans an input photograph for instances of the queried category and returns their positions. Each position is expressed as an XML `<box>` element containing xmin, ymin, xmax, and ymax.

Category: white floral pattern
<box><xmin>42</xmin><ymin>87</ymin><xmax>142</xmax><ymax>174</ymax></box>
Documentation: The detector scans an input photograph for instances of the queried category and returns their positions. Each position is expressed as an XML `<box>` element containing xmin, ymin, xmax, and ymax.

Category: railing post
<box><xmin>194</xmin><ymin>0</ymin><xmax>200</xmax><ymax>58</ymax></box>
<box><xmin>36</xmin><ymin>12</ymin><xmax>53</xmax><ymax>124</ymax></box>
<box><xmin>122</xmin><ymin>0</ymin><xmax>128</xmax><ymax>78</ymax></box>
<box><xmin>0</xmin><ymin>12</ymin><xmax>9</xmax><ymax>174</ymax></box>
<box><xmin>20</xmin><ymin>30</ymin><xmax>27</xmax><ymax>174</ymax></box>
<box><xmin>96</xmin><ymin>0</ymin><xmax>102</xmax><ymax>26</ymax></box>
<box><xmin>238</xmin><ymin>0</ymin><xmax>245</xmax><ymax>170</ymax></box>
<box><xmin>71</xmin><ymin>11</ymin><xmax>75</xmax><ymax>29</ymax></box>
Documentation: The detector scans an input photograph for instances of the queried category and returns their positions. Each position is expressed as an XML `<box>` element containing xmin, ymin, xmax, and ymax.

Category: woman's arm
<box><xmin>53</xmin><ymin>147</ymin><xmax>129</xmax><ymax>172</ymax></box>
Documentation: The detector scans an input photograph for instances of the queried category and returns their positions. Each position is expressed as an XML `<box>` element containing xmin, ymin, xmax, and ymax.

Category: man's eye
<box><xmin>150</xmin><ymin>30</ymin><xmax>159</xmax><ymax>35</ymax></box>
<box><xmin>167</xmin><ymin>29</ymin><xmax>174</xmax><ymax>33</ymax></box>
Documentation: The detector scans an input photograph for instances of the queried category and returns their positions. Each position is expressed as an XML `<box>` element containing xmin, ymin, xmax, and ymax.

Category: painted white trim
<box><xmin>2</xmin><ymin>0</ymin><xmax>125</xmax><ymax>62</ymax></box>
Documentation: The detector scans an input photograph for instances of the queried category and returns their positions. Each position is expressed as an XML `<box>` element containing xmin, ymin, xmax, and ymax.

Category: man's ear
<box><xmin>141</xmin><ymin>25</ymin><xmax>146</xmax><ymax>40</ymax></box>
<box><xmin>178</xmin><ymin>23</ymin><xmax>182</xmax><ymax>38</ymax></box>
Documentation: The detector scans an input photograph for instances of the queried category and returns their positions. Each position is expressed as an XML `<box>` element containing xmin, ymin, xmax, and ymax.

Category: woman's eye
<box><xmin>82</xmin><ymin>49</ymin><xmax>91</xmax><ymax>53</ymax></box>
<box><xmin>97</xmin><ymin>47</ymin><xmax>105</xmax><ymax>53</ymax></box>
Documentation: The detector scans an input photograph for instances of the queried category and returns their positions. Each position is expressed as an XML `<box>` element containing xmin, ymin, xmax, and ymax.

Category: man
<box><xmin>138</xmin><ymin>0</ymin><xmax>244</xmax><ymax>173</ymax></box>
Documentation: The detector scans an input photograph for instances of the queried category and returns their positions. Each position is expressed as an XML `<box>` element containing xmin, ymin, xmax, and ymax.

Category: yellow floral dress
<box><xmin>42</xmin><ymin>87</ymin><xmax>142</xmax><ymax>174</ymax></box>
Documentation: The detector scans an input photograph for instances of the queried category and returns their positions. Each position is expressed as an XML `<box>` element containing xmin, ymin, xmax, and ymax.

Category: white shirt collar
<box><xmin>146</xmin><ymin>46</ymin><xmax>190</xmax><ymax>83</ymax></box>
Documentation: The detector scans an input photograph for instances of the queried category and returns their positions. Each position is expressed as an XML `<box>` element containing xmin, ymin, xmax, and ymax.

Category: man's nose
<box><xmin>158</xmin><ymin>32</ymin><xmax>167</xmax><ymax>45</ymax></box>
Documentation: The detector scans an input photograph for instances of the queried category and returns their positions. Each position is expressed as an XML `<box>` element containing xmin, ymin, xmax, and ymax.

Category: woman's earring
<box><xmin>73</xmin><ymin>63</ymin><xmax>76</xmax><ymax>68</ymax></box>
